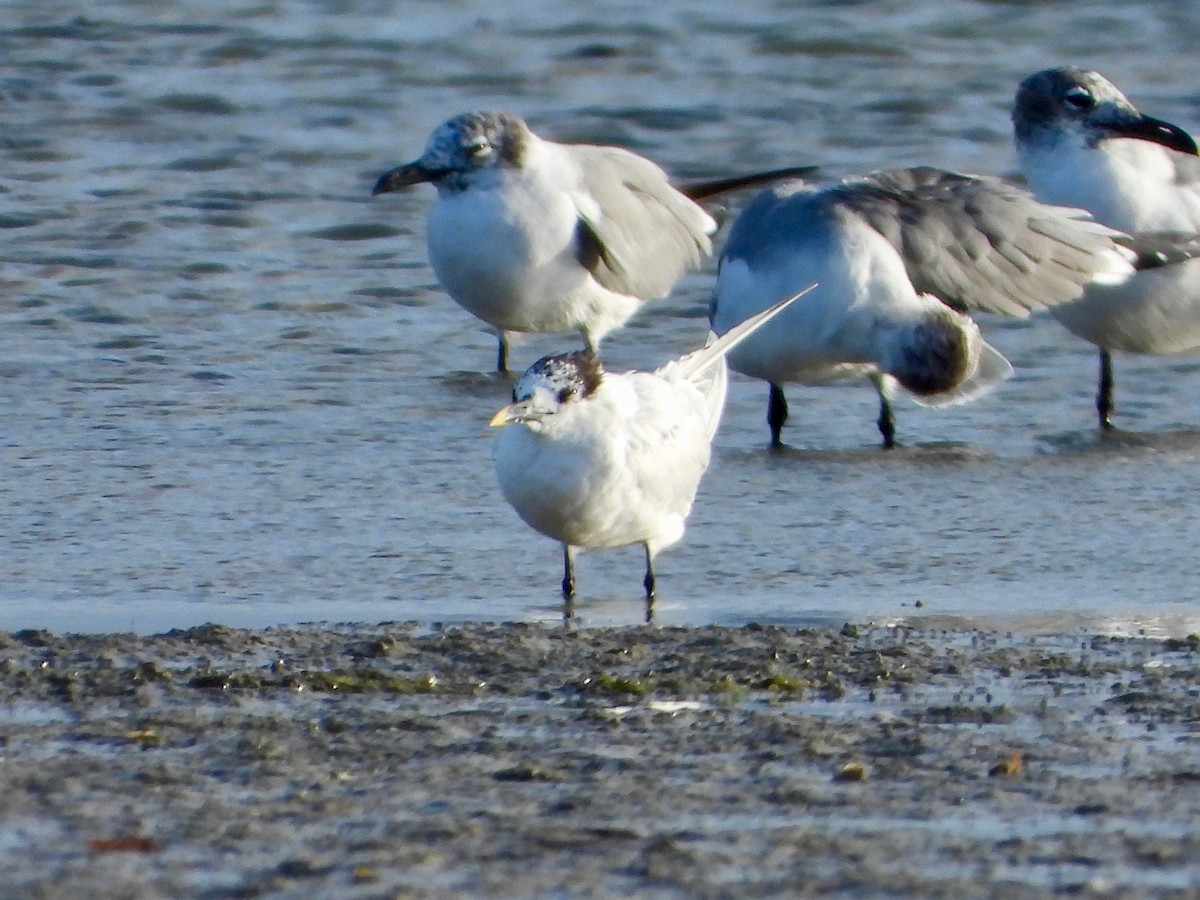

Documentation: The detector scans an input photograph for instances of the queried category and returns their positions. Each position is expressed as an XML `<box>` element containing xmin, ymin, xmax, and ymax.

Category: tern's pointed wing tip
<box><xmin>669</xmin><ymin>284</ymin><xmax>817</xmax><ymax>382</ymax></box>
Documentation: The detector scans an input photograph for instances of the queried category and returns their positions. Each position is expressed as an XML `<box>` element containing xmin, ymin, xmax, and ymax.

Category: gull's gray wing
<box><xmin>570</xmin><ymin>144</ymin><xmax>715</xmax><ymax>300</ymax></box>
<box><xmin>837</xmin><ymin>166</ymin><xmax>1129</xmax><ymax>317</ymax></box>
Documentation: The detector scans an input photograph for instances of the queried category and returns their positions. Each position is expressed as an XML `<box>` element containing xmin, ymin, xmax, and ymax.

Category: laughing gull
<box><xmin>1014</xmin><ymin>66</ymin><xmax>1200</xmax><ymax>428</ymax></box>
<box><xmin>709</xmin><ymin>166</ymin><xmax>1184</xmax><ymax>448</ymax></box>
<box><xmin>490</xmin><ymin>288</ymin><xmax>810</xmax><ymax>617</ymax></box>
<box><xmin>373</xmin><ymin>110</ymin><xmax>814</xmax><ymax>372</ymax></box>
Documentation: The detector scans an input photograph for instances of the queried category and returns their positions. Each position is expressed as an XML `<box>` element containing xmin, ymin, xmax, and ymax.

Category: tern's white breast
<box><xmin>493</xmin><ymin>375</ymin><xmax>711</xmax><ymax>554</ymax></box>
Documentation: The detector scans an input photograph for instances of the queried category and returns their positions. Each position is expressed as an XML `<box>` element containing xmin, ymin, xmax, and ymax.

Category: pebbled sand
<box><xmin>1</xmin><ymin>621</ymin><xmax>1198</xmax><ymax>898</ymax></box>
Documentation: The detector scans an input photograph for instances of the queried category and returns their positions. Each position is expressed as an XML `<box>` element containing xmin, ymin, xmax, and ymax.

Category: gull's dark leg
<box><xmin>767</xmin><ymin>383</ymin><xmax>788</xmax><ymax>447</ymax></box>
<box><xmin>870</xmin><ymin>372</ymin><xmax>896</xmax><ymax>449</ymax></box>
<box><xmin>642</xmin><ymin>545</ymin><xmax>656</xmax><ymax>624</ymax></box>
<box><xmin>561</xmin><ymin>545</ymin><xmax>576</xmax><ymax>599</ymax></box>
<box><xmin>878</xmin><ymin>396</ymin><xmax>896</xmax><ymax>449</ymax></box>
<box><xmin>1097</xmin><ymin>348</ymin><xmax>1115</xmax><ymax>430</ymax></box>
<box><xmin>496</xmin><ymin>332</ymin><xmax>510</xmax><ymax>375</ymax></box>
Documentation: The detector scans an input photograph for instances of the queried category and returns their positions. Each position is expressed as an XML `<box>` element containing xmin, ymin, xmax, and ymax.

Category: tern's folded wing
<box><xmin>623</xmin><ymin>375</ymin><xmax>715</xmax><ymax>517</ymax></box>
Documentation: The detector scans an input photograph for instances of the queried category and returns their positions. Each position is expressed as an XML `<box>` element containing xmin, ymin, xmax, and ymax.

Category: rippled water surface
<box><xmin>2</xmin><ymin>0</ymin><xmax>1199</xmax><ymax>633</ymax></box>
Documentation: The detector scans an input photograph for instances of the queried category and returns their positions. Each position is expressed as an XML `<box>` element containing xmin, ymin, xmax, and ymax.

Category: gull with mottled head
<box><xmin>489</xmin><ymin>288</ymin><xmax>811</xmax><ymax>618</ymax></box>
<box><xmin>710</xmin><ymin>166</ymin><xmax>1198</xmax><ymax>448</ymax></box>
<box><xmin>373</xmin><ymin>110</ymin><xmax>812</xmax><ymax>372</ymax></box>
<box><xmin>1014</xmin><ymin>66</ymin><xmax>1200</xmax><ymax>428</ymax></box>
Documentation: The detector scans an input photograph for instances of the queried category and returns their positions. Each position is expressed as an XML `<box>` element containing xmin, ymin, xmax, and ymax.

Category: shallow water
<box><xmin>1</xmin><ymin>0</ymin><xmax>1199</xmax><ymax>634</ymax></box>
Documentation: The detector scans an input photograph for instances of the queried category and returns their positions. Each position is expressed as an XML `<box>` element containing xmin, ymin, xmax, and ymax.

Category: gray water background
<box><xmin>2</xmin><ymin>0</ymin><xmax>1199</xmax><ymax>635</ymax></box>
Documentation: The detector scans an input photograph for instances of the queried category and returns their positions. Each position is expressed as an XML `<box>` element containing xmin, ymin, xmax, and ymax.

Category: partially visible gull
<box><xmin>1014</xmin><ymin>66</ymin><xmax>1200</xmax><ymax>428</ymax></box>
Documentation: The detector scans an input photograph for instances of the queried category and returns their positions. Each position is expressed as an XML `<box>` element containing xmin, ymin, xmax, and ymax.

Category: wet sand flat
<box><xmin>1</xmin><ymin>622</ymin><xmax>1198</xmax><ymax>897</ymax></box>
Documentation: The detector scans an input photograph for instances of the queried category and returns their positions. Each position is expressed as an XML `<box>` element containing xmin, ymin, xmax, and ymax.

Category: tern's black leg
<box><xmin>642</xmin><ymin>544</ymin><xmax>656</xmax><ymax>600</ymax></box>
<box><xmin>1097</xmin><ymin>349</ymin><xmax>1115</xmax><ymax>430</ymax></box>
<box><xmin>496</xmin><ymin>332</ymin><xmax>510</xmax><ymax>375</ymax></box>
<box><xmin>767</xmin><ymin>383</ymin><xmax>788</xmax><ymax>447</ymax></box>
<box><xmin>642</xmin><ymin>545</ymin><xmax>656</xmax><ymax>624</ymax></box>
<box><xmin>561</xmin><ymin>545</ymin><xmax>576</xmax><ymax>599</ymax></box>
<box><xmin>870</xmin><ymin>372</ymin><xmax>896</xmax><ymax>449</ymax></box>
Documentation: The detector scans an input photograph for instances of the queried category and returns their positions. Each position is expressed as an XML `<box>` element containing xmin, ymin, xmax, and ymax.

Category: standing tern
<box><xmin>489</xmin><ymin>287</ymin><xmax>812</xmax><ymax>616</ymax></box>
<box><xmin>1014</xmin><ymin>66</ymin><xmax>1200</xmax><ymax>429</ymax></box>
<box><xmin>373</xmin><ymin>110</ymin><xmax>813</xmax><ymax>372</ymax></box>
<box><xmin>709</xmin><ymin>166</ymin><xmax>1193</xmax><ymax>448</ymax></box>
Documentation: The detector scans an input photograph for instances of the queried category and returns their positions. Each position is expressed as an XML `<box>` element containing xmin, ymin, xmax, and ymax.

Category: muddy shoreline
<box><xmin>1</xmin><ymin>621</ymin><xmax>1198</xmax><ymax>898</ymax></box>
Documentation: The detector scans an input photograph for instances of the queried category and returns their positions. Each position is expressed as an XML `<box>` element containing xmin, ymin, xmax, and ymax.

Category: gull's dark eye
<box><xmin>464</xmin><ymin>139</ymin><xmax>491</xmax><ymax>158</ymax></box>
<box><xmin>1064</xmin><ymin>87</ymin><xmax>1095</xmax><ymax>111</ymax></box>
<box><xmin>557</xmin><ymin>386</ymin><xmax>577</xmax><ymax>403</ymax></box>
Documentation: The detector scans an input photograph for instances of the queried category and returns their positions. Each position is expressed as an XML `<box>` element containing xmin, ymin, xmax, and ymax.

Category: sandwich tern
<box><xmin>373</xmin><ymin>110</ymin><xmax>812</xmax><ymax>372</ymax></box>
<box><xmin>1014</xmin><ymin>66</ymin><xmax>1200</xmax><ymax>428</ymax></box>
<box><xmin>489</xmin><ymin>287</ymin><xmax>812</xmax><ymax>615</ymax></box>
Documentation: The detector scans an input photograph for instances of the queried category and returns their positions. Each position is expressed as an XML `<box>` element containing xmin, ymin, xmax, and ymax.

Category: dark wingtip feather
<box><xmin>678</xmin><ymin>166</ymin><xmax>820</xmax><ymax>202</ymax></box>
<box><xmin>1119</xmin><ymin>232</ymin><xmax>1200</xmax><ymax>271</ymax></box>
